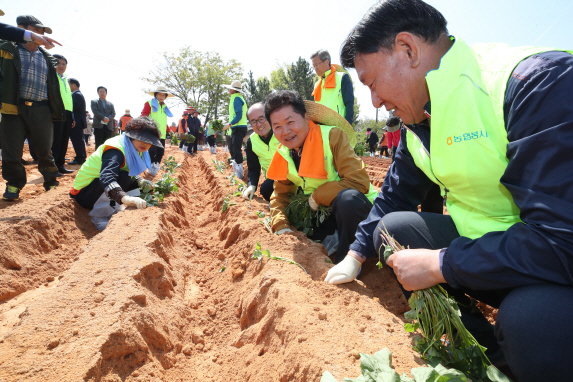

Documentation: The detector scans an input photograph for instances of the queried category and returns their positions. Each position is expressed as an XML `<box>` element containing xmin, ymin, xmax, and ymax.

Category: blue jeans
<box><xmin>372</xmin><ymin>211</ymin><xmax>573</xmax><ymax>382</ymax></box>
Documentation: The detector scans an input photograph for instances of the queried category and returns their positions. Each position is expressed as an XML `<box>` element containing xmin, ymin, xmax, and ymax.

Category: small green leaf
<box><xmin>376</xmin><ymin>261</ymin><xmax>384</xmax><ymax>269</ymax></box>
<box><xmin>320</xmin><ymin>371</ymin><xmax>339</xmax><ymax>382</ymax></box>
<box><xmin>486</xmin><ymin>365</ymin><xmax>513</xmax><ymax>382</ymax></box>
<box><xmin>404</xmin><ymin>323</ymin><xmax>420</xmax><ymax>332</ymax></box>
<box><xmin>219</xmin><ymin>266</ymin><xmax>226</xmax><ymax>273</ymax></box>
<box><xmin>324</xmin><ymin>258</ymin><xmax>332</xmax><ymax>264</ymax></box>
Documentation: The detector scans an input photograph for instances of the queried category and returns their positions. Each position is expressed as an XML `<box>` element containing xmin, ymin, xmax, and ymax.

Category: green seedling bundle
<box><xmin>285</xmin><ymin>192</ymin><xmax>332</xmax><ymax>236</ymax></box>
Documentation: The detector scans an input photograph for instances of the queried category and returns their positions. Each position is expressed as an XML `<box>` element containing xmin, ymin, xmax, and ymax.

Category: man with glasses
<box><xmin>0</xmin><ymin>15</ymin><xmax>64</xmax><ymax>200</ymax></box>
<box><xmin>242</xmin><ymin>103</ymin><xmax>280</xmax><ymax>201</ymax></box>
<box><xmin>311</xmin><ymin>49</ymin><xmax>355</xmax><ymax>124</ymax></box>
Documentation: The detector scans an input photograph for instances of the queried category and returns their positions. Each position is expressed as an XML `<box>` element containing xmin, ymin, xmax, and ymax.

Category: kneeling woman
<box><xmin>70</xmin><ymin>117</ymin><xmax>162</xmax><ymax>217</ymax></box>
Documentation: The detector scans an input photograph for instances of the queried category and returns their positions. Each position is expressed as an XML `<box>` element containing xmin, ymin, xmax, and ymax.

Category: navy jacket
<box><xmin>350</xmin><ymin>51</ymin><xmax>573</xmax><ymax>291</ymax></box>
<box><xmin>71</xmin><ymin>90</ymin><xmax>87</xmax><ymax>131</ymax></box>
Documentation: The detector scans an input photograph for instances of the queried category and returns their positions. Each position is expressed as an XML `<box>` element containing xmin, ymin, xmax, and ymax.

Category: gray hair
<box><xmin>310</xmin><ymin>49</ymin><xmax>331</xmax><ymax>65</ymax></box>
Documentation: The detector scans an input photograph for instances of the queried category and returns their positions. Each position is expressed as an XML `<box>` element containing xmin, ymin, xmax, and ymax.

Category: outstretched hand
<box><xmin>31</xmin><ymin>33</ymin><xmax>62</xmax><ymax>49</ymax></box>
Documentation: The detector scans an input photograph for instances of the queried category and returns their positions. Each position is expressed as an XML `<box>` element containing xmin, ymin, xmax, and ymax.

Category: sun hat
<box><xmin>124</xmin><ymin>118</ymin><xmax>163</xmax><ymax>148</ymax></box>
<box><xmin>183</xmin><ymin>110</ymin><xmax>189</xmax><ymax>115</ymax></box>
<box><xmin>0</xmin><ymin>10</ymin><xmax>4</xmax><ymax>16</ymax></box>
<box><xmin>223</xmin><ymin>80</ymin><xmax>243</xmax><ymax>93</ymax></box>
<box><xmin>16</xmin><ymin>15</ymin><xmax>52</xmax><ymax>34</ymax></box>
<box><xmin>304</xmin><ymin>100</ymin><xmax>356</xmax><ymax>148</ymax></box>
<box><xmin>147</xmin><ymin>85</ymin><xmax>175</xmax><ymax>98</ymax></box>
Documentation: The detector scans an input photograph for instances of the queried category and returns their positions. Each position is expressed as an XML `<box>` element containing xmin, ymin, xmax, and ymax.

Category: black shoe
<box><xmin>56</xmin><ymin>172</ymin><xmax>63</xmax><ymax>177</ymax></box>
<box><xmin>58</xmin><ymin>167</ymin><xmax>74</xmax><ymax>174</ymax></box>
<box><xmin>32</xmin><ymin>160</ymin><xmax>38</xmax><ymax>164</ymax></box>
<box><xmin>68</xmin><ymin>160</ymin><xmax>84</xmax><ymax>165</ymax></box>
<box><xmin>2</xmin><ymin>185</ymin><xmax>20</xmax><ymax>201</ymax></box>
<box><xmin>21</xmin><ymin>159</ymin><xmax>34</xmax><ymax>165</ymax></box>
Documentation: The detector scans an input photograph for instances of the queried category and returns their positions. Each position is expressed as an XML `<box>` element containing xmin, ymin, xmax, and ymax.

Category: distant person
<box><xmin>189</xmin><ymin>110</ymin><xmax>201</xmax><ymax>154</ymax></box>
<box><xmin>379</xmin><ymin>127</ymin><xmax>389</xmax><ymax>158</ymax></box>
<box><xmin>223</xmin><ymin>80</ymin><xmax>248</xmax><ymax>178</ymax></box>
<box><xmin>141</xmin><ymin>85</ymin><xmax>173</xmax><ymax>174</ymax></box>
<box><xmin>51</xmin><ymin>54</ymin><xmax>74</xmax><ymax>175</ymax></box>
<box><xmin>365</xmin><ymin>127</ymin><xmax>378</xmax><ymax>156</ymax></box>
<box><xmin>0</xmin><ymin>15</ymin><xmax>64</xmax><ymax>201</ymax></box>
<box><xmin>91</xmin><ymin>86</ymin><xmax>116</xmax><ymax>149</ymax></box>
<box><xmin>243</xmin><ymin>103</ymin><xmax>280</xmax><ymax>202</ymax></box>
<box><xmin>118</xmin><ymin>109</ymin><xmax>132</xmax><ymax>131</ymax></box>
<box><xmin>205</xmin><ymin>117</ymin><xmax>217</xmax><ymax>154</ymax></box>
<box><xmin>385</xmin><ymin>114</ymin><xmax>401</xmax><ymax>162</ymax></box>
<box><xmin>67</xmin><ymin>77</ymin><xmax>87</xmax><ymax>165</ymax></box>
<box><xmin>84</xmin><ymin>111</ymin><xmax>92</xmax><ymax>146</ymax></box>
<box><xmin>177</xmin><ymin>110</ymin><xmax>189</xmax><ymax>151</ymax></box>
<box><xmin>311</xmin><ymin>49</ymin><xmax>355</xmax><ymax>124</ymax></box>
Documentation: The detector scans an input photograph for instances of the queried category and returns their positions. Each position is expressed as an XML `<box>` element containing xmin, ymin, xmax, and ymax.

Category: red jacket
<box><xmin>387</xmin><ymin>130</ymin><xmax>401</xmax><ymax>148</ymax></box>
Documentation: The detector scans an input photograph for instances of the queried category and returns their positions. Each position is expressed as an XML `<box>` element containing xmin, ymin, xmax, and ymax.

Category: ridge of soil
<box><xmin>0</xmin><ymin>146</ymin><xmax>421</xmax><ymax>381</ymax></box>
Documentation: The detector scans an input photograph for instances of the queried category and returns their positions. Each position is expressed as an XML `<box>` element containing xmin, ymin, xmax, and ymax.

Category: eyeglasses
<box><xmin>313</xmin><ymin>60</ymin><xmax>325</xmax><ymax>69</ymax></box>
<box><xmin>249</xmin><ymin>116</ymin><xmax>267</xmax><ymax>126</ymax></box>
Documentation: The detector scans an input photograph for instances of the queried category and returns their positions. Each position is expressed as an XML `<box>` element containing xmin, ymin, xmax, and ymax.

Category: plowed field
<box><xmin>0</xmin><ymin>145</ymin><xmax>422</xmax><ymax>381</ymax></box>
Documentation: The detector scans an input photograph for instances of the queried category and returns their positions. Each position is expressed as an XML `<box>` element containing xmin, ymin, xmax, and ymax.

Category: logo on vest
<box><xmin>447</xmin><ymin>130</ymin><xmax>489</xmax><ymax>145</ymax></box>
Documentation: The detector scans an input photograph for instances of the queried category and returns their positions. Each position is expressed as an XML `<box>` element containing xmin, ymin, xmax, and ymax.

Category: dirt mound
<box><xmin>362</xmin><ymin>157</ymin><xmax>392</xmax><ymax>189</ymax></box>
<box><xmin>0</xmin><ymin>147</ymin><xmax>421</xmax><ymax>381</ymax></box>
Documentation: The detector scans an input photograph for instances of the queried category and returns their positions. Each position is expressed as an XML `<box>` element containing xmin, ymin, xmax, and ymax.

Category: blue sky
<box><xmin>2</xmin><ymin>0</ymin><xmax>571</xmax><ymax>124</ymax></box>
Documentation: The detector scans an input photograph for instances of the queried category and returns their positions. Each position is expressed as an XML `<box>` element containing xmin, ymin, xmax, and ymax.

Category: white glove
<box><xmin>242</xmin><ymin>185</ymin><xmax>256</xmax><ymax>200</ymax></box>
<box><xmin>121</xmin><ymin>195</ymin><xmax>147</xmax><ymax>209</ymax></box>
<box><xmin>324</xmin><ymin>256</ymin><xmax>361</xmax><ymax>284</ymax></box>
<box><xmin>138</xmin><ymin>179</ymin><xmax>154</xmax><ymax>190</ymax></box>
<box><xmin>308</xmin><ymin>193</ymin><xmax>319</xmax><ymax>211</ymax></box>
<box><xmin>276</xmin><ymin>228</ymin><xmax>293</xmax><ymax>235</ymax></box>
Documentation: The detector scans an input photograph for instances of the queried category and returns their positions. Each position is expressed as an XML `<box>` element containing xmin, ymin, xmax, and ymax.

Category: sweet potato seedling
<box><xmin>285</xmin><ymin>192</ymin><xmax>332</xmax><ymax>236</ymax></box>
<box><xmin>251</xmin><ymin>242</ymin><xmax>306</xmax><ymax>274</ymax></box>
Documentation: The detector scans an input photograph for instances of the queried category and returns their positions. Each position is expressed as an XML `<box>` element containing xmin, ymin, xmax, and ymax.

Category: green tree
<box><xmin>243</xmin><ymin>70</ymin><xmax>258</xmax><ymax>106</ymax></box>
<box><xmin>354</xmin><ymin>117</ymin><xmax>387</xmax><ymax>145</ymax></box>
<box><xmin>286</xmin><ymin>56</ymin><xmax>315</xmax><ymax>100</ymax></box>
<box><xmin>256</xmin><ymin>76</ymin><xmax>272</xmax><ymax>103</ymax></box>
<box><xmin>270</xmin><ymin>67</ymin><xmax>288</xmax><ymax>91</ymax></box>
<box><xmin>142</xmin><ymin>46</ymin><xmax>243</xmax><ymax>123</ymax></box>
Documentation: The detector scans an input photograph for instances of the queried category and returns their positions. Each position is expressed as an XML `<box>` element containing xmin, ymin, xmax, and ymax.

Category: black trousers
<box><xmin>380</xmin><ymin>146</ymin><xmax>389</xmax><ymax>157</ymax></box>
<box><xmin>69</xmin><ymin>121</ymin><xmax>87</xmax><ymax>163</ymax></box>
<box><xmin>70</xmin><ymin>171</ymin><xmax>138</xmax><ymax>210</ymax></box>
<box><xmin>0</xmin><ymin>103</ymin><xmax>59</xmax><ymax>190</ymax></box>
<box><xmin>391</xmin><ymin>146</ymin><xmax>397</xmax><ymax>163</ymax></box>
<box><xmin>94</xmin><ymin>128</ymin><xmax>113</xmax><ymax>150</ymax></box>
<box><xmin>420</xmin><ymin>183</ymin><xmax>443</xmax><ymax>214</ymax></box>
<box><xmin>51</xmin><ymin>110</ymin><xmax>73</xmax><ymax>168</ymax></box>
<box><xmin>187</xmin><ymin>138</ymin><xmax>197</xmax><ymax>154</ymax></box>
<box><xmin>27</xmin><ymin>136</ymin><xmax>38</xmax><ymax>160</ymax></box>
<box><xmin>231</xmin><ymin>126</ymin><xmax>247</xmax><ymax>164</ymax></box>
<box><xmin>149</xmin><ymin>139</ymin><xmax>166</xmax><ymax>164</ymax></box>
<box><xmin>84</xmin><ymin>134</ymin><xmax>90</xmax><ymax>145</ymax></box>
<box><xmin>369</xmin><ymin>144</ymin><xmax>377</xmax><ymax>154</ymax></box>
<box><xmin>308</xmin><ymin>189</ymin><xmax>373</xmax><ymax>264</ymax></box>
<box><xmin>259</xmin><ymin>178</ymin><xmax>274</xmax><ymax>202</ymax></box>
<box><xmin>206</xmin><ymin>135</ymin><xmax>216</xmax><ymax>147</ymax></box>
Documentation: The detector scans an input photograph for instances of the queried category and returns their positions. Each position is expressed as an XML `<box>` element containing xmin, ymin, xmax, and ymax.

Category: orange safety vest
<box><xmin>178</xmin><ymin>116</ymin><xmax>188</xmax><ymax>134</ymax></box>
<box><xmin>120</xmin><ymin>115</ymin><xmax>132</xmax><ymax>131</ymax></box>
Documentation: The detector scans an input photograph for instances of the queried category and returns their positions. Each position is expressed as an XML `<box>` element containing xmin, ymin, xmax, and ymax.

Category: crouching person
<box><xmin>69</xmin><ymin>117</ymin><xmax>162</xmax><ymax>229</ymax></box>
<box><xmin>265</xmin><ymin>91</ymin><xmax>377</xmax><ymax>264</ymax></box>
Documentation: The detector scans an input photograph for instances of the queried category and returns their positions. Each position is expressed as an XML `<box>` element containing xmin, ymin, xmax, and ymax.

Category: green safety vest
<box><xmin>229</xmin><ymin>93</ymin><xmax>248</xmax><ymax>128</ymax></box>
<box><xmin>206</xmin><ymin>121</ymin><xmax>216</xmax><ymax>136</ymax></box>
<box><xmin>274</xmin><ymin>125</ymin><xmax>378</xmax><ymax>201</ymax></box>
<box><xmin>405</xmin><ymin>36</ymin><xmax>572</xmax><ymax>239</ymax></box>
<box><xmin>58</xmin><ymin>74</ymin><xmax>73</xmax><ymax>112</ymax></box>
<box><xmin>148</xmin><ymin>99</ymin><xmax>168</xmax><ymax>139</ymax></box>
<box><xmin>73</xmin><ymin>135</ymin><xmax>129</xmax><ymax>191</ymax></box>
<box><xmin>315</xmin><ymin>70</ymin><xmax>346</xmax><ymax>118</ymax></box>
<box><xmin>250</xmin><ymin>133</ymin><xmax>280</xmax><ymax>178</ymax></box>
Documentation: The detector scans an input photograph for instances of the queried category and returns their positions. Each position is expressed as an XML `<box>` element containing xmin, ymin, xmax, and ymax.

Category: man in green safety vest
<box><xmin>242</xmin><ymin>103</ymin><xmax>280</xmax><ymax>201</ymax></box>
<box><xmin>223</xmin><ymin>80</ymin><xmax>248</xmax><ymax>179</ymax></box>
<box><xmin>311</xmin><ymin>49</ymin><xmax>355</xmax><ymax>124</ymax></box>
<box><xmin>326</xmin><ymin>1</ymin><xmax>573</xmax><ymax>380</ymax></box>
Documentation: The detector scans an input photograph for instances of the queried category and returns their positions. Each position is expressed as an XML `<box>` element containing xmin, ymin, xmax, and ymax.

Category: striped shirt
<box><xmin>18</xmin><ymin>44</ymin><xmax>48</xmax><ymax>101</ymax></box>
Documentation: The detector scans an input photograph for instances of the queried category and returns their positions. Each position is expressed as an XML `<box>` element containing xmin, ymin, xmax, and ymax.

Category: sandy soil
<box><xmin>0</xmin><ymin>145</ymin><xmax>424</xmax><ymax>381</ymax></box>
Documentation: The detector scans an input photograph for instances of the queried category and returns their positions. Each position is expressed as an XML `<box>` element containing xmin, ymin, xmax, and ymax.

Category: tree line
<box><xmin>143</xmin><ymin>46</ymin><xmax>362</xmax><ymax>126</ymax></box>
